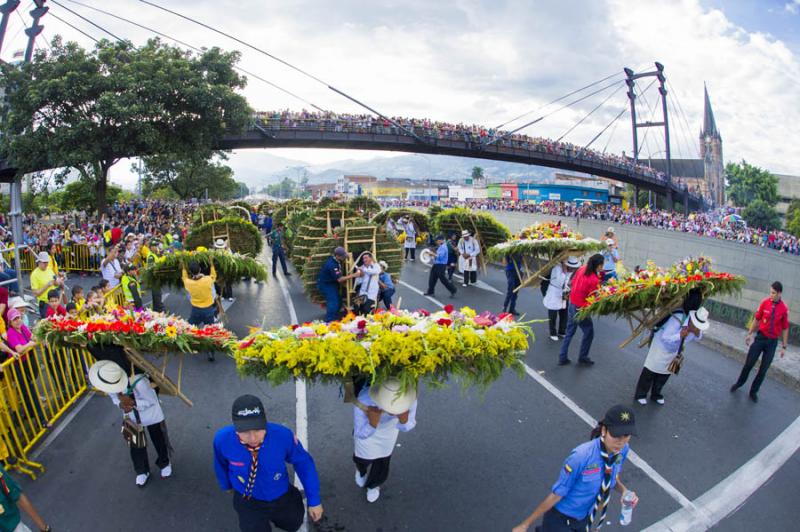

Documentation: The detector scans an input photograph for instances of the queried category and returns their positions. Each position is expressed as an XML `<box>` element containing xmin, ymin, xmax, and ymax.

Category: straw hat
<box><xmin>369</xmin><ymin>379</ymin><xmax>417</xmax><ymax>415</ymax></box>
<box><xmin>461</xmin><ymin>230</ymin><xmax>470</xmax><ymax>237</ymax></box>
<box><xmin>565</xmin><ymin>256</ymin><xmax>581</xmax><ymax>269</ymax></box>
<box><xmin>214</xmin><ymin>238</ymin><xmax>227</xmax><ymax>249</ymax></box>
<box><xmin>88</xmin><ymin>360</ymin><xmax>129</xmax><ymax>394</ymax></box>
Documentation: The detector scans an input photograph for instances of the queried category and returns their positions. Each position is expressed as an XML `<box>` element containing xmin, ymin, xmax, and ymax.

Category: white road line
<box><xmin>400</xmin><ymin>278</ymin><xmax>695</xmax><ymax>510</ymax></box>
<box><xmin>30</xmin><ymin>392</ymin><xmax>95</xmax><ymax>460</ymax></box>
<box><xmin>221</xmin><ymin>298</ymin><xmax>236</xmax><ymax>312</ymax></box>
<box><xmin>273</xmin><ymin>257</ymin><xmax>309</xmax><ymax>532</ymax></box>
<box><xmin>643</xmin><ymin>414</ymin><xmax>800</xmax><ymax>532</ymax></box>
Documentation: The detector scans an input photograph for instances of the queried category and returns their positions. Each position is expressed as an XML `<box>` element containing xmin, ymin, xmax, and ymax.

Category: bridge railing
<box><xmin>252</xmin><ymin>115</ymin><xmax>701</xmax><ymax>203</ymax></box>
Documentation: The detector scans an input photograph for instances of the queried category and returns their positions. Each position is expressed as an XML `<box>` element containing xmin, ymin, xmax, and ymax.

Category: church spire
<box><xmin>702</xmin><ymin>83</ymin><xmax>720</xmax><ymax>139</ymax></box>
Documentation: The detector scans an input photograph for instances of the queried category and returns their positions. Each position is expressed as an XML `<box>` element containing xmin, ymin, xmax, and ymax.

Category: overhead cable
<box><xmin>556</xmin><ymin>82</ymin><xmax>625</xmax><ymax>143</ymax></box>
<box><xmin>51</xmin><ymin>0</ymin><xmax>125</xmax><ymax>41</ymax></box>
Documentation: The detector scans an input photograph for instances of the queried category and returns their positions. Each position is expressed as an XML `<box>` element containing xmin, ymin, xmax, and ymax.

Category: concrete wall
<box><xmin>485</xmin><ymin>210</ymin><xmax>800</xmax><ymax>319</ymax></box>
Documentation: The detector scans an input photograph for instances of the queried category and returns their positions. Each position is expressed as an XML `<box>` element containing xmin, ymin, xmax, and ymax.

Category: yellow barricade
<box><xmin>0</xmin><ymin>343</ymin><xmax>95</xmax><ymax>479</ymax></box>
<box><xmin>1</xmin><ymin>249</ymin><xmax>35</xmax><ymax>272</ymax></box>
<box><xmin>104</xmin><ymin>285</ymin><xmax>128</xmax><ymax>309</ymax></box>
<box><xmin>62</xmin><ymin>244</ymin><xmax>100</xmax><ymax>272</ymax></box>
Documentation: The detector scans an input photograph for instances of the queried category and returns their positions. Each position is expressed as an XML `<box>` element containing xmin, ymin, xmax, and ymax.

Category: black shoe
<box><xmin>208</xmin><ymin>354</ymin><xmax>216</xmax><ymax>362</ymax></box>
<box><xmin>557</xmin><ymin>359</ymin><xmax>571</xmax><ymax>366</ymax></box>
<box><xmin>284</xmin><ymin>272</ymin><xmax>292</xmax><ymax>277</ymax></box>
<box><xmin>730</xmin><ymin>383</ymin><xmax>741</xmax><ymax>393</ymax></box>
<box><xmin>749</xmin><ymin>392</ymin><xmax>758</xmax><ymax>403</ymax></box>
<box><xmin>578</xmin><ymin>358</ymin><xmax>595</xmax><ymax>366</ymax></box>
<box><xmin>449</xmin><ymin>291</ymin><xmax>457</xmax><ymax>298</ymax></box>
<box><xmin>509</xmin><ymin>310</ymin><xmax>520</xmax><ymax>316</ymax></box>
<box><xmin>423</xmin><ymin>292</ymin><xmax>434</xmax><ymax>296</ymax></box>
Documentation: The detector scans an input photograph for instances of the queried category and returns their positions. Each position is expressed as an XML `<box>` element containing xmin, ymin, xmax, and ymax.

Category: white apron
<box><xmin>457</xmin><ymin>238</ymin><xmax>480</xmax><ymax>272</ymax></box>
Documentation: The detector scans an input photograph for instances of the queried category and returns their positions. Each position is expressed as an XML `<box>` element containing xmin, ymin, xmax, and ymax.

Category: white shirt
<box><xmin>644</xmin><ymin>312</ymin><xmax>702</xmax><ymax>374</ymax></box>
<box><xmin>543</xmin><ymin>264</ymin><xmax>572</xmax><ymax>310</ymax></box>
<box><xmin>457</xmin><ymin>237</ymin><xmax>481</xmax><ymax>272</ymax></box>
<box><xmin>354</xmin><ymin>263</ymin><xmax>381</xmax><ymax>301</ymax></box>
<box><xmin>109</xmin><ymin>375</ymin><xmax>165</xmax><ymax>426</ymax></box>
<box><xmin>101</xmin><ymin>258</ymin><xmax>121</xmax><ymax>288</ymax></box>
<box><xmin>353</xmin><ymin>388</ymin><xmax>417</xmax><ymax>459</ymax></box>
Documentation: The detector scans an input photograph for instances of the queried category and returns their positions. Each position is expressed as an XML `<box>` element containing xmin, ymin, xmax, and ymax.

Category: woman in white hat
<box><xmin>457</xmin><ymin>230</ymin><xmax>481</xmax><ymax>287</ymax></box>
<box><xmin>400</xmin><ymin>216</ymin><xmax>417</xmax><ymax>262</ymax></box>
<box><xmin>352</xmin><ymin>379</ymin><xmax>417</xmax><ymax>503</ymax></box>
<box><xmin>634</xmin><ymin>307</ymin><xmax>709</xmax><ymax>405</ymax></box>
<box><xmin>88</xmin><ymin>360</ymin><xmax>172</xmax><ymax>487</ymax></box>
<box><xmin>543</xmin><ymin>256</ymin><xmax>581</xmax><ymax>341</ymax></box>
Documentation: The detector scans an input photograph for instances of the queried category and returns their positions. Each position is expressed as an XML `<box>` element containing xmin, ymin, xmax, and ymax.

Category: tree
<box><xmin>56</xmin><ymin>180</ymin><xmax>127</xmax><ymax>213</ymax></box>
<box><xmin>471</xmin><ymin>166</ymin><xmax>485</xmax><ymax>181</ymax></box>
<box><xmin>149</xmin><ymin>187</ymin><xmax>180</xmax><ymax>201</ymax></box>
<box><xmin>726</xmin><ymin>160</ymin><xmax>778</xmax><ymax>207</ymax></box>
<box><xmin>741</xmin><ymin>199</ymin><xmax>781</xmax><ymax>231</ymax></box>
<box><xmin>786</xmin><ymin>199</ymin><xmax>800</xmax><ymax>237</ymax></box>
<box><xmin>0</xmin><ymin>37</ymin><xmax>251</xmax><ymax>214</ymax></box>
<box><xmin>139</xmin><ymin>153</ymin><xmax>241</xmax><ymax>200</ymax></box>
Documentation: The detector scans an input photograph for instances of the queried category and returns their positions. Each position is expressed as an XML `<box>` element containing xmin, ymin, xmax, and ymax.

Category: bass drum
<box><xmin>420</xmin><ymin>248</ymin><xmax>435</xmax><ymax>266</ymax></box>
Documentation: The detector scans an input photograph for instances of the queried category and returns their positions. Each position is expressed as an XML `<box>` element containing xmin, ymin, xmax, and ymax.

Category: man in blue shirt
<box><xmin>502</xmin><ymin>253</ymin><xmax>523</xmax><ymax>316</ymax></box>
<box><xmin>377</xmin><ymin>260</ymin><xmax>395</xmax><ymax>309</ymax></box>
<box><xmin>601</xmin><ymin>239</ymin><xmax>620</xmax><ymax>282</ymax></box>
<box><xmin>423</xmin><ymin>235</ymin><xmax>457</xmax><ymax>298</ymax></box>
<box><xmin>317</xmin><ymin>247</ymin><xmax>357</xmax><ymax>321</ymax></box>
<box><xmin>213</xmin><ymin>395</ymin><xmax>323</xmax><ymax>532</ymax></box>
<box><xmin>268</xmin><ymin>223</ymin><xmax>291</xmax><ymax>277</ymax></box>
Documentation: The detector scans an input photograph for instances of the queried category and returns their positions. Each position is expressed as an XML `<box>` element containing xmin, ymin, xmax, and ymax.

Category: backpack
<box><xmin>540</xmin><ymin>267</ymin><xmax>553</xmax><ymax>297</ymax></box>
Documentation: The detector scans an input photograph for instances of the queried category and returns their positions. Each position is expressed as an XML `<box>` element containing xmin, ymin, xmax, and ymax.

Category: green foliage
<box><xmin>726</xmin><ymin>160</ymin><xmax>779</xmax><ymax>207</ymax></box>
<box><xmin>0</xmin><ymin>37</ymin><xmax>252</xmax><ymax>213</ymax></box>
<box><xmin>54</xmin><ymin>180</ymin><xmax>127</xmax><ymax>213</ymax></box>
<box><xmin>140</xmin><ymin>154</ymin><xmax>242</xmax><ymax>200</ymax></box>
<box><xmin>185</xmin><ymin>217</ymin><xmax>263</xmax><ymax>257</ymax></box>
<box><xmin>149</xmin><ymin>187</ymin><xmax>180</xmax><ymax>201</ymax></box>
<box><xmin>347</xmin><ymin>196</ymin><xmax>381</xmax><ymax>217</ymax></box>
<box><xmin>371</xmin><ymin>209</ymin><xmax>430</xmax><ymax>232</ymax></box>
<box><xmin>741</xmin><ymin>199</ymin><xmax>781</xmax><ymax>231</ymax></box>
<box><xmin>266</xmin><ymin>176</ymin><xmax>311</xmax><ymax>199</ymax></box>
<box><xmin>140</xmin><ymin>250</ymin><xmax>267</xmax><ymax>288</ymax></box>
<box><xmin>787</xmin><ymin>200</ymin><xmax>800</xmax><ymax>237</ymax></box>
<box><xmin>471</xmin><ymin>166</ymin><xmax>484</xmax><ymax>180</ymax></box>
<box><xmin>427</xmin><ymin>204</ymin><xmax>443</xmax><ymax>219</ymax></box>
<box><xmin>432</xmin><ymin>208</ymin><xmax>511</xmax><ymax>248</ymax></box>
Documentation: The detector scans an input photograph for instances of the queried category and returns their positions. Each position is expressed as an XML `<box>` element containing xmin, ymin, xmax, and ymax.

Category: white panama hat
<box><xmin>369</xmin><ymin>378</ymin><xmax>417</xmax><ymax>415</ymax></box>
<box><xmin>88</xmin><ymin>360</ymin><xmax>129</xmax><ymax>394</ymax></box>
<box><xmin>36</xmin><ymin>251</ymin><xmax>50</xmax><ymax>263</ymax></box>
<box><xmin>689</xmin><ymin>307</ymin><xmax>710</xmax><ymax>331</ymax></box>
<box><xmin>461</xmin><ymin>230</ymin><xmax>470</xmax><ymax>237</ymax></box>
<box><xmin>214</xmin><ymin>238</ymin><xmax>227</xmax><ymax>249</ymax></box>
<box><xmin>565</xmin><ymin>256</ymin><xmax>581</xmax><ymax>268</ymax></box>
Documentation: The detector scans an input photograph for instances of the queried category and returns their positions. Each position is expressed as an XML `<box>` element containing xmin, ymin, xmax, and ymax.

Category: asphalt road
<box><xmin>16</xmin><ymin>248</ymin><xmax>800</xmax><ymax>532</ymax></box>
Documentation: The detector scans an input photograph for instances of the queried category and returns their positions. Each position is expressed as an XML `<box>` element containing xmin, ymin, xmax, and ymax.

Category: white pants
<box><xmin>15</xmin><ymin>522</ymin><xmax>33</xmax><ymax>532</ymax></box>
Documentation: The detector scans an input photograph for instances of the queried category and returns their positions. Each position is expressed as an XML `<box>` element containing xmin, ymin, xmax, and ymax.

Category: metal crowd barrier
<box><xmin>104</xmin><ymin>284</ymin><xmax>128</xmax><ymax>309</ymax></box>
<box><xmin>1</xmin><ymin>245</ymin><xmax>102</xmax><ymax>273</ymax></box>
<box><xmin>0</xmin><ymin>344</ymin><xmax>95</xmax><ymax>479</ymax></box>
<box><xmin>1</xmin><ymin>249</ymin><xmax>34</xmax><ymax>272</ymax></box>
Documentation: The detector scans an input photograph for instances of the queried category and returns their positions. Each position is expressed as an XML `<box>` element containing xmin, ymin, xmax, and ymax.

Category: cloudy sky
<box><xmin>1</xmin><ymin>0</ymin><xmax>798</xmax><ymax>187</ymax></box>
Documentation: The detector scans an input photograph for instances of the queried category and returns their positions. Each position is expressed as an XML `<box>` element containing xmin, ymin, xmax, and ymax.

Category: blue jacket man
<box><xmin>316</xmin><ymin>247</ymin><xmax>354</xmax><ymax>322</ymax></box>
<box><xmin>214</xmin><ymin>395</ymin><xmax>323</xmax><ymax>532</ymax></box>
<box><xmin>424</xmin><ymin>235</ymin><xmax>457</xmax><ymax>297</ymax></box>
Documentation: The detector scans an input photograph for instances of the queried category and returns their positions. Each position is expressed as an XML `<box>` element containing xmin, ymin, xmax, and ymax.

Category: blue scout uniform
<box><xmin>552</xmin><ymin>438</ymin><xmax>629</xmax><ymax>521</ymax></box>
<box><xmin>317</xmin><ymin>256</ymin><xmax>343</xmax><ymax>322</ymax></box>
<box><xmin>503</xmin><ymin>254</ymin><xmax>522</xmax><ymax>313</ymax></box>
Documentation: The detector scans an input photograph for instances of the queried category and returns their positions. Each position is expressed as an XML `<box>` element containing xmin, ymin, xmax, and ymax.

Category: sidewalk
<box><xmin>701</xmin><ymin>319</ymin><xmax>800</xmax><ymax>391</ymax></box>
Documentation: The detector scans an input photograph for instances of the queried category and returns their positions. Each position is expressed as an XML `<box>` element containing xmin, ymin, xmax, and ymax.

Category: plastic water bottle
<box><xmin>620</xmin><ymin>490</ymin><xmax>636</xmax><ymax>526</ymax></box>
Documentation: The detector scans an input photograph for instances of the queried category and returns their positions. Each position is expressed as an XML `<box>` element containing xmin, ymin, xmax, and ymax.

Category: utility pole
<box><xmin>624</xmin><ymin>62</ymin><xmax>673</xmax><ymax>210</ymax></box>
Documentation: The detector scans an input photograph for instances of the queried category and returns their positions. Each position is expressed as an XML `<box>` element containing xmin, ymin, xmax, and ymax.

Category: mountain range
<box><xmin>226</xmin><ymin>151</ymin><xmax>568</xmax><ymax>190</ymax></box>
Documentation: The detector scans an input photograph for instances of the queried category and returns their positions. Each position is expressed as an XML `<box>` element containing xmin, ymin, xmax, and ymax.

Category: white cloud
<box><xmin>786</xmin><ymin>1</ymin><xmax>800</xmax><ymax>14</ymax></box>
<box><xmin>1</xmin><ymin>0</ymin><xmax>798</xmax><ymax>188</ymax></box>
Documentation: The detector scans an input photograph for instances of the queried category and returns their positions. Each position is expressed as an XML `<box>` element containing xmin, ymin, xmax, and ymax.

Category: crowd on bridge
<box><xmin>255</xmin><ymin>110</ymin><xmax>684</xmax><ymax>189</ymax></box>
<box><xmin>381</xmin><ymin>199</ymin><xmax>800</xmax><ymax>256</ymax></box>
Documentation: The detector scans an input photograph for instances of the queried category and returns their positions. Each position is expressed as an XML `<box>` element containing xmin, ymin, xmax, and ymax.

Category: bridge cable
<box><xmin>50</xmin><ymin>0</ymin><xmax>125</xmax><ymax>41</ymax></box>
<box><xmin>555</xmin><ymin>82</ymin><xmax>625</xmax><ymax>143</ymax></box>
<box><xmin>47</xmin><ymin>10</ymin><xmax>101</xmax><ymax>43</ymax></box>
<box><xmin>61</xmin><ymin>0</ymin><xmax>327</xmax><ymax>112</ymax></box>
<box><xmin>584</xmin><ymin>106</ymin><xmax>626</xmax><ymax>150</ymax></box>
<box><xmin>136</xmin><ymin>0</ymin><xmax>427</xmax><ymax>144</ymax></box>
<box><xmin>666</xmin><ymin>79</ymin><xmax>700</xmax><ymax>159</ymax></box>
<box><xmin>484</xmin><ymin>79</ymin><xmax>625</xmax><ymax>146</ymax></box>
<box><xmin>493</xmin><ymin>70</ymin><xmax>624</xmax><ymax>130</ymax></box>
<box><xmin>601</xmin><ymin>113</ymin><xmax>622</xmax><ymax>153</ymax></box>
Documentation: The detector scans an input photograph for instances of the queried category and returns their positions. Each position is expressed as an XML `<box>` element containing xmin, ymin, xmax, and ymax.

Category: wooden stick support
<box><xmin>514</xmin><ymin>250</ymin><xmax>570</xmax><ymax>293</ymax></box>
<box><xmin>123</xmin><ymin>347</ymin><xmax>194</xmax><ymax>407</ymax></box>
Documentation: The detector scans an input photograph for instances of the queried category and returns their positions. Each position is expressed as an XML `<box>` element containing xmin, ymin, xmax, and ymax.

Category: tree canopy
<box><xmin>725</xmin><ymin>160</ymin><xmax>779</xmax><ymax>207</ymax></box>
<box><xmin>741</xmin><ymin>199</ymin><xmax>781</xmax><ymax>231</ymax></box>
<box><xmin>787</xmin><ymin>199</ymin><xmax>800</xmax><ymax>238</ymax></box>
<box><xmin>0</xmin><ymin>37</ymin><xmax>252</xmax><ymax>213</ymax></box>
<box><xmin>139</xmin><ymin>153</ymin><xmax>243</xmax><ymax>200</ymax></box>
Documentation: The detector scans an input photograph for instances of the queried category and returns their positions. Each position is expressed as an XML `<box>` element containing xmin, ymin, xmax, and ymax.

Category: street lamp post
<box><xmin>414</xmin><ymin>153</ymin><xmax>433</xmax><ymax>203</ymax></box>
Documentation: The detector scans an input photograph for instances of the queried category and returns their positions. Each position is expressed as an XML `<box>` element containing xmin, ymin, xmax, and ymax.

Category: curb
<box><xmin>699</xmin><ymin>336</ymin><xmax>800</xmax><ymax>392</ymax></box>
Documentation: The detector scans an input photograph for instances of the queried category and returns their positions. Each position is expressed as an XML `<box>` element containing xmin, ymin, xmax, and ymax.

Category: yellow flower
<box><xmin>459</xmin><ymin>307</ymin><xmax>477</xmax><ymax>318</ymax></box>
<box><xmin>165</xmin><ymin>325</ymin><xmax>177</xmax><ymax>338</ymax></box>
<box><xmin>196</xmin><ymin>246</ymin><xmax>208</xmax><ymax>252</ymax></box>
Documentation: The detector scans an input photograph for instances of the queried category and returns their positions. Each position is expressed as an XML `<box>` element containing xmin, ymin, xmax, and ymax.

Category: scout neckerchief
<box><xmin>588</xmin><ymin>440</ymin><xmax>617</xmax><ymax>531</ymax></box>
<box><xmin>237</xmin><ymin>436</ymin><xmax>263</xmax><ymax>500</ymax></box>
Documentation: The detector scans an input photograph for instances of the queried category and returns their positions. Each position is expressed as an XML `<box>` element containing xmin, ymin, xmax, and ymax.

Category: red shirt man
<box><xmin>569</xmin><ymin>265</ymin><xmax>601</xmax><ymax>308</ymax></box>
<box><xmin>753</xmin><ymin>295</ymin><xmax>789</xmax><ymax>340</ymax></box>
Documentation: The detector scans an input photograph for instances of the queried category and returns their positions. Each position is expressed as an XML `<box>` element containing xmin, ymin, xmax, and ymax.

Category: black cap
<box><xmin>602</xmin><ymin>404</ymin><xmax>637</xmax><ymax>437</ymax></box>
<box><xmin>231</xmin><ymin>394</ymin><xmax>267</xmax><ymax>432</ymax></box>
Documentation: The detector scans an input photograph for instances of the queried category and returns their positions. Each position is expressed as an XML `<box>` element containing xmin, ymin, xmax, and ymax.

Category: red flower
<box><xmin>437</xmin><ymin>318</ymin><xmax>452</xmax><ymax>327</ymax></box>
<box><xmin>357</xmin><ymin>320</ymin><xmax>367</xmax><ymax>329</ymax></box>
<box><xmin>444</xmin><ymin>304</ymin><xmax>454</xmax><ymax>314</ymax></box>
<box><xmin>498</xmin><ymin>313</ymin><xmax>513</xmax><ymax>321</ymax></box>
<box><xmin>705</xmin><ymin>271</ymin><xmax>712</xmax><ymax>278</ymax></box>
<box><xmin>419</xmin><ymin>309</ymin><xmax>430</xmax><ymax>316</ymax></box>
<box><xmin>239</xmin><ymin>338</ymin><xmax>255</xmax><ymax>349</ymax></box>
<box><xmin>291</xmin><ymin>324</ymin><xmax>299</xmax><ymax>331</ymax></box>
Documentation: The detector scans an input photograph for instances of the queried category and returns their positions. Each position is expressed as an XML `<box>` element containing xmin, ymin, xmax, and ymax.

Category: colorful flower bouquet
<box><xmin>577</xmin><ymin>257</ymin><xmax>745</xmax><ymax>320</ymax></box>
<box><xmin>34</xmin><ymin>308</ymin><xmax>235</xmax><ymax>354</ymax></box>
<box><xmin>233</xmin><ymin>306</ymin><xmax>531</xmax><ymax>393</ymax></box>
<box><xmin>487</xmin><ymin>221</ymin><xmax>605</xmax><ymax>261</ymax></box>
<box><xmin>140</xmin><ymin>249</ymin><xmax>268</xmax><ymax>288</ymax></box>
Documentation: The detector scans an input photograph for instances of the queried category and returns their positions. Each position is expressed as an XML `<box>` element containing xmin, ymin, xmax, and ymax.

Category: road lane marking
<box><xmin>642</xmin><ymin>414</ymin><xmax>800</xmax><ymax>531</ymax></box>
<box><xmin>273</xmin><ymin>257</ymin><xmax>309</xmax><ymax>532</ymax></box>
<box><xmin>399</xmin><ymin>278</ymin><xmax>695</xmax><ymax>511</ymax></box>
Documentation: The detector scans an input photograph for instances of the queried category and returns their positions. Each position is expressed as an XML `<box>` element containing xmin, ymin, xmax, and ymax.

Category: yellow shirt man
<box><xmin>30</xmin><ymin>267</ymin><xmax>56</xmax><ymax>303</ymax></box>
<box><xmin>182</xmin><ymin>264</ymin><xmax>217</xmax><ymax>308</ymax></box>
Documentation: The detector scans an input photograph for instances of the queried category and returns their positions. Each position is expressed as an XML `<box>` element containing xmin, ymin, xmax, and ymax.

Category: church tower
<box><xmin>699</xmin><ymin>85</ymin><xmax>724</xmax><ymax>206</ymax></box>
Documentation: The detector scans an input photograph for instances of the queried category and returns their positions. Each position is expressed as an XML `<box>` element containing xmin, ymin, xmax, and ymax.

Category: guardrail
<box><xmin>2</xmin><ymin>245</ymin><xmax>101</xmax><ymax>273</ymax></box>
<box><xmin>0</xmin><ymin>343</ymin><xmax>95</xmax><ymax>479</ymax></box>
<box><xmin>104</xmin><ymin>284</ymin><xmax>128</xmax><ymax>309</ymax></box>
